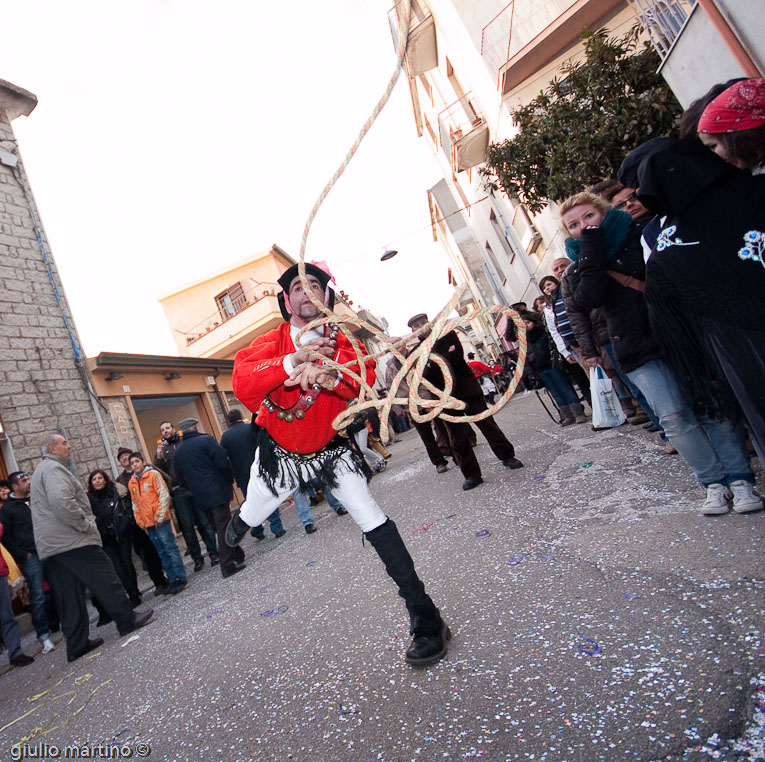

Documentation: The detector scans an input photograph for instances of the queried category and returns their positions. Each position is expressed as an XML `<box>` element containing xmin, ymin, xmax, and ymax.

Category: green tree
<box><xmin>482</xmin><ymin>26</ymin><xmax>681</xmax><ymax>213</ymax></box>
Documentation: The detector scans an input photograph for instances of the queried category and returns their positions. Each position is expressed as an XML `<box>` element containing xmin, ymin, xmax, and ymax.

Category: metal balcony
<box><xmin>480</xmin><ymin>0</ymin><xmax>579</xmax><ymax>85</ymax></box>
<box><xmin>387</xmin><ymin>2</ymin><xmax>438</xmax><ymax>75</ymax></box>
<box><xmin>481</xmin><ymin>0</ymin><xmax>626</xmax><ymax>94</ymax></box>
<box><xmin>627</xmin><ymin>0</ymin><xmax>695</xmax><ymax>59</ymax></box>
<box><xmin>437</xmin><ymin>94</ymin><xmax>490</xmax><ymax>172</ymax></box>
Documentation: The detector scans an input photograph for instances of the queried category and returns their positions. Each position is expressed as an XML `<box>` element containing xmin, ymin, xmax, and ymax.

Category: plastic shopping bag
<box><xmin>589</xmin><ymin>366</ymin><xmax>626</xmax><ymax>429</ymax></box>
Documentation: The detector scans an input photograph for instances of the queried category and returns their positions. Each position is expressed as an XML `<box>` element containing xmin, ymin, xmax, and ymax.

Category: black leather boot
<box><xmin>364</xmin><ymin>518</ymin><xmax>450</xmax><ymax>666</ymax></box>
<box><xmin>225</xmin><ymin>509</ymin><xmax>250</xmax><ymax>548</ymax></box>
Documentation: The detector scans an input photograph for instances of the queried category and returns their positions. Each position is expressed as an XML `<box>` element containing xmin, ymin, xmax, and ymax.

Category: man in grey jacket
<box><xmin>30</xmin><ymin>434</ymin><xmax>154</xmax><ymax>662</ymax></box>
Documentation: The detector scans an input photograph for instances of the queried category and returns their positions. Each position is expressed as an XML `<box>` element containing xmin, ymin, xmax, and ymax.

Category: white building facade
<box><xmin>388</xmin><ymin>0</ymin><xmax>638</xmax><ymax>351</ymax></box>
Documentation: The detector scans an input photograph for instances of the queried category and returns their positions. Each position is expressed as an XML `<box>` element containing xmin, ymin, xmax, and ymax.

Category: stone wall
<box><xmin>0</xmin><ymin>103</ymin><xmax>120</xmax><ymax>481</ymax></box>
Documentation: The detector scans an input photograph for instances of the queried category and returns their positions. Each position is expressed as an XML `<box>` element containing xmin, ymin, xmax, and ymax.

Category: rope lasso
<box><xmin>288</xmin><ymin>0</ymin><xmax>527</xmax><ymax>441</ymax></box>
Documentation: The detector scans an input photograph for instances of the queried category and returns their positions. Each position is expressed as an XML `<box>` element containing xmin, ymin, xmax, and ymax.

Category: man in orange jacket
<box><xmin>225</xmin><ymin>261</ymin><xmax>449</xmax><ymax>666</ymax></box>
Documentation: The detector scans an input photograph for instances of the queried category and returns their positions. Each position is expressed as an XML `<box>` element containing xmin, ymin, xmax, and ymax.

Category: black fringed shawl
<box><xmin>638</xmin><ymin>139</ymin><xmax>765</xmax><ymax>419</ymax></box>
<box><xmin>252</xmin><ymin>424</ymin><xmax>370</xmax><ymax>497</ymax></box>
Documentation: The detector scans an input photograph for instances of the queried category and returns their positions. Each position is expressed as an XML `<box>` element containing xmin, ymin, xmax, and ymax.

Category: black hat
<box><xmin>277</xmin><ymin>262</ymin><xmax>335</xmax><ymax>321</ymax></box>
<box><xmin>407</xmin><ymin>313</ymin><xmax>428</xmax><ymax>328</ymax></box>
<box><xmin>617</xmin><ymin>138</ymin><xmax>672</xmax><ymax>189</ymax></box>
<box><xmin>117</xmin><ymin>447</ymin><xmax>133</xmax><ymax>458</ymax></box>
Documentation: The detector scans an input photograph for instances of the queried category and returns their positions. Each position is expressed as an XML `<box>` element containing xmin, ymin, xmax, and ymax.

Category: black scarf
<box><xmin>253</xmin><ymin>426</ymin><xmax>369</xmax><ymax>497</ymax></box>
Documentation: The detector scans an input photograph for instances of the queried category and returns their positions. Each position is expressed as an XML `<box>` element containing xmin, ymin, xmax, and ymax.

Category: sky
<box><xmin>1</xmin><ymin>0</ymin><xmax>455</xmax><ymax>356</ymax></box>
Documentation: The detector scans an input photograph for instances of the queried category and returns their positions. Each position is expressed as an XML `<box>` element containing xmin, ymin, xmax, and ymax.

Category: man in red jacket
<box><xmin>225</xmin><ymin>261</ymin><xmax>449</xmax><ymax>666</ymax></box>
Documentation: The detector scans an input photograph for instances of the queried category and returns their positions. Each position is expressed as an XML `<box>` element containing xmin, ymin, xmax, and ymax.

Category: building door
<box><xmin>132</xmin><ymin>395</ymin><xmax>211</xmax><ymax>458</ymax></box>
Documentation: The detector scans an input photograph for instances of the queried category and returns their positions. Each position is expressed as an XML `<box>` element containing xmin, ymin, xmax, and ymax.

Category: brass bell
<box><xmin>285</xmin><ymin>412</ymin><xmax>295</xmax><ymax>423</ymax></box>
<box><xmin>276</xmin><ymin>410</ymin><xmax>287</xmax><ymax>420</ymax></box>
<box><xmin>295</xmin><ymin>409</ymin><xmax>306</xmax><ymax>419</ymax></box>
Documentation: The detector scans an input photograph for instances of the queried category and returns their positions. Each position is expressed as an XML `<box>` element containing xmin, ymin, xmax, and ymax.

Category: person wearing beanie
<box><xmin>226</xmin><ymin>262</ymin><xmax>450</xmax><ymax>666</ymax></box>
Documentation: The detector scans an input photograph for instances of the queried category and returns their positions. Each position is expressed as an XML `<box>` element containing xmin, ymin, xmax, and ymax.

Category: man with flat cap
<box><xmin>173</xmin><ymin>418</ymin><xmax>246</xmax><ymax>579</ymax></box>
<box><xmin>225</xmin><ymin>261</ymin><xmax>450</xmax><ymax>666</ymax></box>
<box><xmin>407</xmin><ymin>313</ymin><xmax>523</xmax><ymax>488</ymax></box>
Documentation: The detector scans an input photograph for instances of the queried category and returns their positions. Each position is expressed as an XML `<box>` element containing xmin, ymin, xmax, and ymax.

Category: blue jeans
<box><xmin>250</xmin><ymin>507</ymin><xmax>284</xmax><ymax>538</ymax></box>
<box><xmin>293</xmin><ymin>488</ymin><xmax>313</xmax><ymax>526</ymax></box>
<box><xmin>0</xmin><ymin>574</ymin><xmax>22</xmax><ymax>659</ymax></box>
<box><xmin>292</xmin><ymin>483</ymin><xmax>344</xmax><ymax>526</ymax></box>
<box><xmin>537</xmin><ymin>368</ymin><xmax>579</xmax><ymax>407</ymax></box>
<box><xmin>22</xmin><ymin>553</ymin><xmax>51</xmax><ymax>641</ymax></box>
<box><xmin>625</xmin><ymin>359</ymin><xmax>753</xmax><ymax>486</ymax></box>
<box><xmin>603</xmin><ymin>343</ymin><xmax>661</xmax><ymax>430</ymax></box>
<box><xmin>147</xmin><ymin>522</ymin><xmax>187</xmax><ymax>584</ymax></box>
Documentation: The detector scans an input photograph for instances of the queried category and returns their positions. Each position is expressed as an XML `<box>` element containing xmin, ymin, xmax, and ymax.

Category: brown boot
<box><xmin>571</xmin><ymin>402</ymin><xmax>589</xmax><ymax>424</ymax></box>
<box><xmin>559</xmin><ymin>404</ymin><xmax>576</xmax><ymax>426</ymax></box>
<box><xmin>368</xmin><ymin>435</ymin><xmax>391</xmax><ymax>460</ymax></box>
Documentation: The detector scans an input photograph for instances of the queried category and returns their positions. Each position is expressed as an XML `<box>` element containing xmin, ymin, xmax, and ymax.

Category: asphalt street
<box><xmin>1</xmin><ymin>391</ymin><xmax>763</xmax><ymax>762</ymax></box>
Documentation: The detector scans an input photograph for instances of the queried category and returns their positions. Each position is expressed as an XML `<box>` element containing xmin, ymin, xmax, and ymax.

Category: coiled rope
<box><xmin>291</xmin><ymin>0</ymin><xmax>527</xmax><ymax>441</ymax></box>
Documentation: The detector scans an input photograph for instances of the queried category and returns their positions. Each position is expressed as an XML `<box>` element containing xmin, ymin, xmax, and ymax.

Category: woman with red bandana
<box><xmin>697</xmin><ymin>78</ymin><xmax>765</xmax><ymax>174</ymax></box>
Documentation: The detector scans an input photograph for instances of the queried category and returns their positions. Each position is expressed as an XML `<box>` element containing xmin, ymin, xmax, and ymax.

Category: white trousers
<box><xmin>354</xmin><ymin>429</ymin><xmax>383</xmax><ymax>466</ymax></box>
<box><xmin>240</xmin><ymin>448</ymin><xmax>387</xmax><ymax>533</ymax></box>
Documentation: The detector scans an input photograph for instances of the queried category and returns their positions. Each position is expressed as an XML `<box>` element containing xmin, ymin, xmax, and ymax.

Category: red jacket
<box><xmin>233</xmin><ymin>322</ymin><xmax>375</xmax><ymax>454</ymax></box>
<box><xmin>468</xmin><ymin>360</ymin><xmax>492</xmax><ymax>378</ymax></box>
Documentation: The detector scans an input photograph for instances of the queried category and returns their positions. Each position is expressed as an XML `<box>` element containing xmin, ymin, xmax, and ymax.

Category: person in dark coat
<box><xmin>638</xmin><ymin>130</ymin><xmax>765</xmax><ymax>467</ymax></box>
<box><xmin>407</xmin><ymin>314</ymin><xmax>523</xmax><ymax>490</ymax></box>
<box><xmin>173</xmin><ymin>419</ymin><xmax>246</xmax><ymax>578</ymax></box>
<box><xmin>154</xmin><ymin>423</ymin><xmax>219</xmax><ymax>572</ymax></box>
<box><xmin>0</xmin><ymin>471</ymin><xmax>57</xmax><ymax>653</ymax></box>
<box><xmin>519</xmin><ymin>311</ymin><xmax>583</xmax><ymax>425</ymax></box>
<box><xmin>561</xmin><ymin>262</ymin><xmax>662</xmax><ymax>432</ymax></box>
<box><xmin>219</xmin><ymin>409</ymin><xmax>286</xmax><ymax>540</ymax></box>
<box><xmin>87</xmin><ymin>469</ymin><xmax>142</xmax><ymax>607</ymax></box>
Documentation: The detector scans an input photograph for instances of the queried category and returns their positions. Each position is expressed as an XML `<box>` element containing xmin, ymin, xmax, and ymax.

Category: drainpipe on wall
<box><xmin>80</xmin><ymin>364</ymin><xmax>119</xmax><ymax>477</ymax></box>
<box><xmin>210</xmin><ymin>369</ymin><xmax>230</xmax><ymax>427</ymax></box>
<box><xmin>696</xmin><ymin>0</ymin><xmax>761</xmax><ymax>77</ymax></box>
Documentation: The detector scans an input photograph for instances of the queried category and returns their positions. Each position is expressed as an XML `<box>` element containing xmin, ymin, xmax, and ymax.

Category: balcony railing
<box><xmin>627</xmin><ymin>0</ymin><xmax>695</xmax><ymax>60</ymax></box>
<box><xmin>437</xmin><ymin>94</ymin><xmax>489</xmax><ymax>172</ymax></box>
<box><xmin>179</xmin><ymin>281</ymin><xmax>281</xmax><ymax>345</ymax></box>
<box><xmin>480</xmin><ymin>0</ymin><xmax>578</xmax><ymax>83</ymax></box>
<box><xmin>387</xmin><ymin>1</ymin><xmax>437</xmax><ymax>75</ymax></box>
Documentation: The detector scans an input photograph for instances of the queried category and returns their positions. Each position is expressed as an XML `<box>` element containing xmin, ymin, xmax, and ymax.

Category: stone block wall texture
<box><xmin>0</xmin><ymin>107</ymin><xmax>120</xmax><ymax>482</ymax></box>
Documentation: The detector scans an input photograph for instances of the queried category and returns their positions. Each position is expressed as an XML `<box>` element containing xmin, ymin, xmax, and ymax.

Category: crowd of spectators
<box><xmin>506</xmin><ymin>77</ymin><xmax>764</xmax><ymax>516</ymax></box>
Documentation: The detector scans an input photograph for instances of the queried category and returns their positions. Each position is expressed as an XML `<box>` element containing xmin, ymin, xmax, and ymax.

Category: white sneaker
<box><xmin>729</xmin><ymin>480</ymin><xmax>764</xmax><ymax>514</ymax></box>
<box><xmin>700</xmin><ymin>483</ymin><xmax>731</xmax><ymax>515</ymax></box>
<box><xmin>41</xmin><ymin>638</ymin><xmax>56</xmax><ymax>654</ymax></box>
